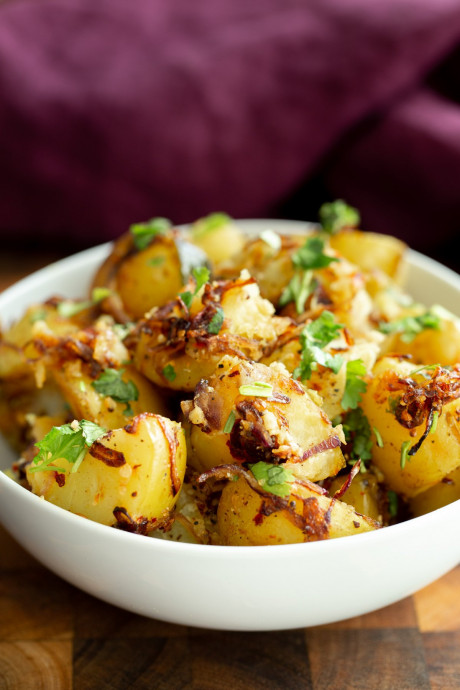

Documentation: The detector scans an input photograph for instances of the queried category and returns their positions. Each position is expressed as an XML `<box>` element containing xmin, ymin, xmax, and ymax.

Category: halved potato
<box><xmin>26</xmin><ymin>413</ymin><xmax>186</xmax><ymax>531</ymax></box>
<box><xmin>182</xmin><ymin>356</ymin><xmax>346</xmax><ymax>482</ymax></box>
<box><xmin>217</xmin><ymin>474</ymin><xmax>379</xmax><ymax>545</ymax></box>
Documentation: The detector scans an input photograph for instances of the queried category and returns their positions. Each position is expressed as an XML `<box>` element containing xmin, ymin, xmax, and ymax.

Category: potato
<box><xmin>380</xmin><ymin>309</ymin><xmax>460</xmax><ymax>367</ymax></box>
<box><xmin>132</xmin><ymin>272</ymin><xmax>290</xmax><ymax>391</ymax></box>
<box><xmin>182</xmin><ymin>356</ymin><xmax>346</xmax><ymax>482</ymax></box>
<box><xmin>27</xmin><ymin>413</ymin><xmax>186</xmax><ymax>531</ymax></box>
<box><xmin>217</xmin><ymin>474</ymin><xmax>379</xmax><ymax>545</ymax></box>
<box><xmin>409</xmin><ymin>466</ymin><xmax>460</xmax><ymax>517</ymax></box>
<box><xmin>187</xmin><ymin>213</ymin><xmax>246</xmax><ymax>265</ymax></box>
<box><xmin>92</xmin><ymin>228</ymin><xmax>208</xmax><ymax>321</ymax></box>
<box><xmin>217</xmin><ymin>234</ymin><xmax>304</xmax><ymax>304</ymax></box>
<box><xmin>327</xmin><ymin>471</ymin><xmax>382</xmax><ymax>522</ymax></box>
<box><xmin>361</xmin><ymin>356</ymin><xmax>460</xmax><ymax>497</ymax></box>
<box><xmin>329</xmin><ymin>229</ymin><xmax>407</xmax><ymax>283</ymax></box>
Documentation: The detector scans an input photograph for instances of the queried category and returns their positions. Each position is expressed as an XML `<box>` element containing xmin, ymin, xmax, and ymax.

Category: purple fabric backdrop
<box><xmin>0</xmin><ymin>0</ymin><xmax>459</xmax><ymax>251</ymax></box>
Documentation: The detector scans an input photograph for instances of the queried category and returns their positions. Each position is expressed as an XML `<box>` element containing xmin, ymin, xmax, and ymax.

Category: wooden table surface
<box><xmin>1</xmin><ymin>252</ymin><xmax>459</xmax><ymax>690</ymax></box>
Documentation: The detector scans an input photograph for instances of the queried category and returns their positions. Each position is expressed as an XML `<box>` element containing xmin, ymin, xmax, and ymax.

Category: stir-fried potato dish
<box><xmin>2</xmin><ymin>203</ymin><xmax>460</xmax><ymax>544</ymax></box>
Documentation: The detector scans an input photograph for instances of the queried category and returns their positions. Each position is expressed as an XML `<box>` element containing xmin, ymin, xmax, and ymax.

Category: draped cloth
<box><xmin>0</xmin><ymin>0</ymin><xmax>459</xmax><ymax>253</ymax></box>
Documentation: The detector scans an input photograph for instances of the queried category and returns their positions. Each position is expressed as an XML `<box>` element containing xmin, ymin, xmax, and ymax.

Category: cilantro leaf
<box><xmin>130</xmin><ymin>217</ymin><xmax>171</xmax><ymax>251</ymax></box>
<box><xmin>207</xmin><ymin>307</ymin><xmax>224</xmax><ymax>335</ymax></box>
<box><xmin>57</xmin><ymin>287</ymin><xmax>112</xmax><ymax>318</ymax></box>
<box><xmin>319</xmin><ymin>199</ymin><xmax>360</xmax><ymax>234</ymax></box>
<box><xmin>162</xmin><ymin>364</ymin><xmax>176</xmax><ymax>382</ymax></box>
<box><xmin>91</xmin><ymin>368</ymin><xmax>139</xmax><ymax>415</ymax></box>
<box><xmin>342</xmin><ymin>408</ymin><xmax>372</xmax><ymax>464</ymax></box>
<box><xmin>249</xmin><ymin>461</ymin><xmax>294</xmax><ymax>498</ymax></box>
<box><xmin>341</xmin><ymin>359</ymin><xmax>367</xmax><ymax>411</ymax></box>
<box><xmin>239</xmin><ymin>382</ymin><xmax>273</xmax><ymax>397</ymax></box>
<box><xmin>293</xmin><ymin>311</ymin><xmax>344</xmax><ymax>381</ymax></box>
<box><xmin>279</xmin><ymin>270</ymin><xmax>315</xmax><ymax>314</ymax></box>
<box><xmin>387</xmin><ymin>490</ymin><xmax>398</xmax><ymax>518</ymax></box>
<box><xmin>379</xmin><ymin>310</ymin><xmax>441</xmax><ymax>343</ymax></box>
<box><xmin>191</xmin><ymin>212</ymin><xmax>232</xmax><ymax>239</ymax></box>
<box><xmin>292</xmin><ymin>236</ymin><xmax>339</xmax><ymax>270</ymax></box>
<box><xmin>30</xmin><ymin>420</ymin><xmax>106</xmax><ymax>474</ymax></box>
<box><xmin>179</xmin><ymin>266</ymin><xmax>210</xmax><ymax>309</ymax></box>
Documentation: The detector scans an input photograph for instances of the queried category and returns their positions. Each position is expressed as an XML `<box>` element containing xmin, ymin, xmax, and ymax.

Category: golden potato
<box><xmin>329</xmin><ymin>228</ymin><xmax>407</xmax><ymax>283</ymax></box>
<box><xmin>361</xmin><ymin>357</ymin><xmax>460</xmax><ymax>497</ymax></box>
<box><xmin>187</xmin><ymin>213</ymin><xmax>246</xmax><ymax>265</ymax></box>
<box><xmin>27</xmin><ymin>413</ymin><xmax>186</xmax><ymax>531</ymax></box>
<box><xmin>182</xmin><ymin>355</ymin><xmax>346</xmax><ymax>482</ymax></box>
<box><xmin>132</xmin><ymin>272</ymin><xmax>290</xmax><ymax>391</ymax></box>
<box><xmin>409</xmin><ymin>466</ymin><xmax>460</xmax><ymax>517</ymax></box>
<box><xmin>217</xmin><ymin>472</ymin><xmax>379</xmax><ymax>545</ymax></box>
<box><xmin>327</xmin><ymin>471</ymin><xmax>383</xmax><ymax>523</ymax></box>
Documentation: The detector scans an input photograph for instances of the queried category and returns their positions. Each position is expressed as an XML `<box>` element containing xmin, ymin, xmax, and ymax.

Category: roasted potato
<box><xmin>26</xmin><ymin>413</ymin><xmax>186</xmax><ymax>531</ymax></box>
<box><xmin>217</xmin><ymin>472</ymin><xmax>379</xmax><ymax>545</ymax></box>
<box><xmin>182</xmin><ymin>355</ymin><xmax>346</xmax><ymax>482</ymax></box>
<box><xmin>361</xmin><ymin>356</ymin><xmax>460</xmax><ymax>497</ymax></box>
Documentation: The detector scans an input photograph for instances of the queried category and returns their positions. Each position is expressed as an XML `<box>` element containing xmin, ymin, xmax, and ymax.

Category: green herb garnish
<box><xmin>179</xmin><ymin>266</ymin><xmax>210</xmax><ymax>309</ymax></box>
<box><xmin>162</xmin><ymin>364</ymin><xmax>177</xmax><ymax>382</ymax></box>
<box><xmin>293</xmin><ymin>311</ymin><xmax>344</xmax><ymax>381</ymax></box>
<box><xmin>57</xmin><ymin>287</ymin><xmax>112</xmax><ymax>318</ymax></box>
<box><xmin>30</xmin><ymin>420</ymin><xmax>106</xmax><ymax>474</ymax></box>
<box><xmin>91</xmin><ymin>368</ymin><xmax>139</xmax><ymax>415</ymax></box>
<box><xmin>342</xmin><ymin>407</ymin><xmax>372</xmax><ymax>464</ymax></box>
<box><xmin>341</xmin><ymin>359</ymin><xmax>367</xmax><ymax>411</ymax></box>
<box><xmin>388</xmin><ymin>490</ymin><xmax>398</xmax><ymax>518</ymax></box>
<box><xmin>29</xmin><ymin>309</ymin><xmax>48</xmax><ymax>324</ymax></box>
<box><xmin>130</xmin><ymin>217</ymin><xmax>171</xmax><ymax>250</ymax></box>
<box><xmin>148</xmin><ymin>256</ymin><xmax>166</xmax><ymax>267</ymax></box>
<box><xmin>373</xmin><ymin>426</ymin><xmax>384</xmax><ymax>448</ymax></box>
<box><xmin>191</xmin><ymin>212</ymin><xmax>232</xmax><ymax>239</ymax></box>
<box><xmin>239</xmin><ymin>382</ymin><xmax>273</xmax><ymax>397</ymax></box>
<box><xmin>430</xmin><ymin>410</ymin><xmax>439</xmax><ymax>435</ymax></box>
<box><xmin>319</xmin><ymin>199</ymin><xmax>360</xmax><ymax>234</ymax></box>
<box><xmin>207</xmin><ymin>307</ymin><xmax>224</xmax><ymax>335</ymax></box>
<box><xmin>249</xmin><ymin>461</ymin><xmax>294</xmax><ymax>498</ymax></box>
<box><xmin>379</xmin><ymin>310</ymin><xmax>441</xmax><ymax>343</ymax></box>
<box><xmin>223</xmin><ymin>410</ymin><xmax>236</xmax><ymax>434</ymax></box>
<box><xmin>400</xmin><ymin>440</ymin><xmax>411</xmax><ymax>469</ymax></box>
<box><xmin>279</xmin><ymin>270</ymin><xmax>315</xmax><ymax>314</ymax></box>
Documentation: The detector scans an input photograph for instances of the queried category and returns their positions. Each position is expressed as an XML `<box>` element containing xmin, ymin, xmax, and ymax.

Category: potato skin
<box><xmin>27</xmin><ymin>413</ymin><xmax>186</xmax><ymax>531</ymax></box>
<box><xmin>217</xmin><ymin>476</ymin><xmax>379</xmax><ymax>546</ymax></box>
<box><xmin>409</xmin><ymin>466</ymin><xmax>460</xmax><ymax>517</ymax></box>
<box><xmin>361</xmin><ymin>357</ymin><xmax>460</xmax><ymax>497</ymax></box>
<box><xmin>182</xmin><ymin>356</ymin><xmax>345</xmax><ymax>482</ymax></box>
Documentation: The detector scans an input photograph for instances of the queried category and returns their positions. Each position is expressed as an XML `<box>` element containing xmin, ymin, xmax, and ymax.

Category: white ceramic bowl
<box><xmin>1</xmin><ymin>220</ymin><xmax>459</xmax><ymax>631</ymax></box>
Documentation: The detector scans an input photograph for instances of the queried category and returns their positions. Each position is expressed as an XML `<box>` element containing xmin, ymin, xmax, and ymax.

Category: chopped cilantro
<box><xmin>30</xmin><ymin>420</ymin><xmax>106</xmax><ymax>474</ymax></box>
<box><xmin>400</xmin><ymin>440</ymin><xmax>411</xmax><ymax>469</ymax></box>
<box><xmin>191</xmin><ymin>212</ymin><xmax>232</xmax><ymax>239</ymax></box>
<box><xmin>293</xmin><ymin>311</ymin><xmax>344</xmax><ymax>381</ymax></box>
<box><xmin>279</xmin><ymin>270</ymin><xmax>315</xmax><ymax>314</ymax></box>
<box><xmin>113</xmin><ymin>322</ymin><xmax>135</xmax><ymax>341</ymax></box>
<box><xmin>148</xmin><ymin>256</ymin><xmax>165</xmax><ymax>267</ymax></box>
<box><xmin>292</xmin><ymin>235</ymin><xmax>339</xmax><ymax>271</ymax></box>
<box><xmin>207</xmin><ymin>307</ymin><xmax>224</xmax><ymax>335</ymax></box>
<box><xmin>223</xmin><ymin>410</ymin><xmax>236</xmax><ymax>434</ymax></box>
<box><xmin>388</xmin><ymin>490</ymin><xmax>398</xmax><ymax>518</ymax></box>
<box><xmin>130</xmin><ymin>217</ymin><xmax>171</xmax><ymax>250</ymax></box>
<box><xmin>179</xmin><ymin>266</ymin><xmax>210</xmax><ymax>309</ymax></box>
<box><xmin>57</xmin><ymin>287</ymin><xmax>112</xmax><ymax>318</ymax></box>
<box><xmin>162</xmin><ymin>364</ymin><xmax>176</xmax><ymax>382</ymax></box>
<box><xmin>430</xmin><ymin>410</ymin><xmax>439</xmax><ymax>435</ymax></box>
<box><xmin>373</xmin><ymin>426</ymin><xmax>384</xmax><ymax>448</ymax></box>
<box><xmin>91</xmin><ymin>368</ymin><xmax>139</xmax><ymax>415</ymax></box>
<box><xmin>342</xmin><ymin>408</ymin><xmax>372</xmax><ymax>464</ymax></box>
<box><xmin>319</xmin><ymin>199</ymin><xmax>360</xmax><ymax>234</ymax></box>
<box><xmin>239</xmin><ymin>381</ymin><xmax>273</xmax><ymax>397</ymax></box>
<box><xmin>341</xmin><ymin>359</ymin><xmax>367</xmax><ymax>411</ymax></box>
<box><xmin>379</xmin><ymin>310</ymin><xmax>441</xmax><ymax>343</ymax></box>
<box><xmin>29</xmin><ymin>309</ymin><xmax>47</xmax><ymax>324</ymax></box>
<box><xmin>249</xmin><ymin>461</ymin><xmax>294</xmax><ymax>498</ymax></box>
